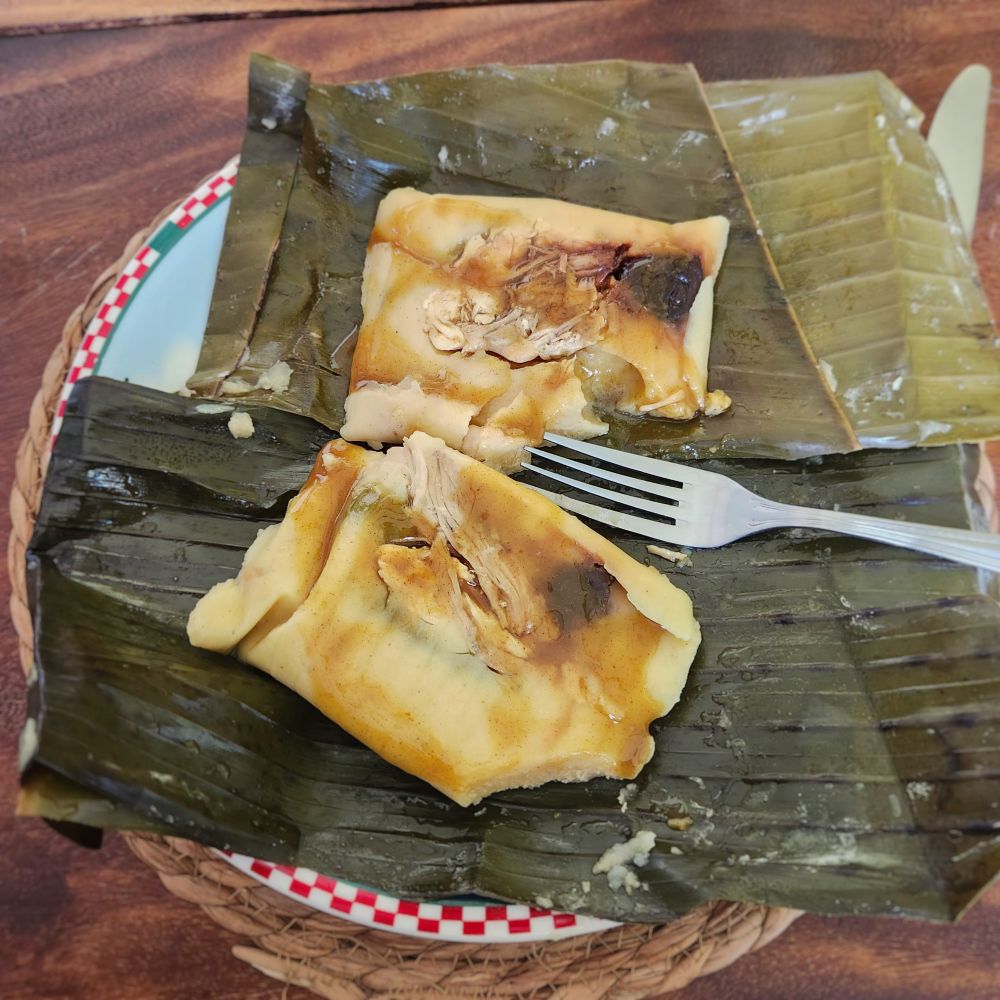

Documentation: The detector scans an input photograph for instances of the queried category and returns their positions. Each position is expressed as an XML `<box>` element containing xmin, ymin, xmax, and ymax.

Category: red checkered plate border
<box><xmin>221</xmin><ymin>852</ymin><xmax>616</xmax><ymax>942</ymax></box>
<box><xmin>50</xmin><ymin>160</ymin><xmax>619</xmax><ymax>944</ymax></box>
<box><xmin>48</xmin><ymin>157</ymin><xmax>240</xmax><ymax>457</ymax></box>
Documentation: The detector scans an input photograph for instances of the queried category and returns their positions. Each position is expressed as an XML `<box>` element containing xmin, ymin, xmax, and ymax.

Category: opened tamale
<box><xmin>21</xmin><ymin>378</ymin><xmax>1000</xmax><ymax>922</ymax></box>
<box><xmin>187</xmin><ymin>432</ymin><xmax>700</xmax><ymax>806</ymax></box>
<box><xmin>339</xmin><ymin>188</ymin><xmax>733</xmax><ymax>470</ymax></box>
<box><xmin>187</xmin><ymin>58</ymin><xmax>856</xmax><ymax>460</ymax></box>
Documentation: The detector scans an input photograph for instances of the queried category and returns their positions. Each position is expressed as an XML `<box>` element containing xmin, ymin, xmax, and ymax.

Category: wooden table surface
<box><xmin>2</xmin><ymin>2</ymin><xmax>999</xmax><ymax>997</ymax></box>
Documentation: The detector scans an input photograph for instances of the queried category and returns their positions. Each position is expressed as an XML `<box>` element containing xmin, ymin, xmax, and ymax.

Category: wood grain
<box><xmin>0</xmin><ymin>0</ymin><xmax>548</xmax><ymax>38</ymax></box>
<box><xmin>2</xmin><ymin>1</ymin><xmax>999</xmax><ymax>997</ymax></box>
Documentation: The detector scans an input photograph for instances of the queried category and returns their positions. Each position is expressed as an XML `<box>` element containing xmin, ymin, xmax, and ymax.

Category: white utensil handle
<box><xmin>751</xmin><ymin>502</ymin><xmax>1000</xmax><ymax>572</ymax></box>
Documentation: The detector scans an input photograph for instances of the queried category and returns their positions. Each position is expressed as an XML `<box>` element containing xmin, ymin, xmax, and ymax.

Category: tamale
<box><xmin>188</xmin><ymin>433</ymin><xmax>700</xmax><ymax>806</ymax></box>
<box><xmin>187</xmin><ymin>58</ymin><xmax>856</xmax><ymax>460</ymax></box>
<box><xmin>21</xmin><ymin>378</ymin><xmax>1000</xmax><ymax>922</ymax></box>
<box><xmin>339</xmin><ymin>189</ymin><xmax>731</xmax><ymax>469</ymax></box>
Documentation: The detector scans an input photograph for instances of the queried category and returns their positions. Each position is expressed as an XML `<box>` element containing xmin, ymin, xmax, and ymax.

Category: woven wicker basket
<box><xmin>7</xmin><ymin>187</ymin><xmax>801</xmax><ymax>998</ymax></box>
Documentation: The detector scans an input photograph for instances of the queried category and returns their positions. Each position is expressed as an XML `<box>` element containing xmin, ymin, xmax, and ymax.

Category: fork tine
<box><xmin>543</xmin><ymin>432</ymin><xmax>702</xmax><ymax>484</ymax></box>
<box><xmin>525</xmin><ymin>484</ymin><xmax>688</xmax><ymax>546</ymax></box>
<box><xmin>524</xmin><ymin>447</ymin><xmax>684</xmax><ymax>503</ymax></box>
<box><xmin>522</xmin><ymin>462</ymin><xmax>684</xmax><ymax>521</ymax></box>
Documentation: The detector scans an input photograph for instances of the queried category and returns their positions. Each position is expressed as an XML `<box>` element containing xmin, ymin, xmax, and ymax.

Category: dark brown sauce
<box><xmin>545</xmin><ymin>562</ymin><xmax>614</xmax><ymax>631</ymax></box>
<box><xmin>468</xmin><ymin>235</ymin><xmax>705</xmax><ymax>338</ymax></box>
<box><xmin>608</xmin><ymin>253</ymin><xmax>704</xmax><ymax>323</ymax></box>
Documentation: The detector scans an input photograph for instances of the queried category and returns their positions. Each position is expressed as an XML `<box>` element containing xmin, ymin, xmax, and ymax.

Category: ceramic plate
<box><xmin>49</xmin><ymin>159</ymin><xmax>617</xmax><ymax>944</ymax></box>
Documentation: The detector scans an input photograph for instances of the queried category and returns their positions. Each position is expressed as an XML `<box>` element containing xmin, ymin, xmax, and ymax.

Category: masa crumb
<box><xmin>618</xmin><ymin>782</ymin><xmax>638</xmax><ymax>812</ymax></box>
<box><xmin>596</xmin><ymin>117</ymin><xmax>618</xmax><ymax>138</ymax></box>
<box><xmin>593</xmin><ymin>830</ymin><xmax>655</xmax><ymax>895</ymax></box>
<box><xmin>608</xmin><ymin>868</ymin><xmax>642</xmax><ymax>893</ymax></box>
<box><xmin>437</xmin><ymin>145</ymin><xmax>459</xmax><ymax>173</ymax></box>
<box><xmin>222</xmin><ymin>362</ymin><xmax>293</xmax><ymax>397</ymax></box>
<box><xmin>534</xmin><ymin>895</ymin><xmax>554</xmax><ymax>909</ymax></box>
<box><xmin>228</xmin><ymin>411</ymin><xmax>255</xmax><ymax>439</ymax></box>
<box><xmin>906</xmin><ymin>781</ymin><xmax>933</xmax><ymax>801</ymax></box>
<box><xmin>667</xmin><ymin>816</ymin><xmax>693</xmax><ymax>831</ymax></box>
<box><xmin>704</xmin><ymin>389</ymin><xmax>732</xmax><ymax>416</ymax></box>
<box><xmin>647</xmin><ymin>544</ymin><xmax>689</xmax><ymax>565</ymax></box>
<box><xmin>220</xmin><ymin>376</ymin><xmax>255</xmax><ymax>396</ymax></box>
<box><xmin>256</xmin><ymin>360</ymin><xmax>293</xmax><ymax>393</ymax></box>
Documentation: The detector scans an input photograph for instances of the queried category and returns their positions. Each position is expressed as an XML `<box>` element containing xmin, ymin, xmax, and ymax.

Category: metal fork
<box><xmin>523</xmin><ymin>434</ymin><xmax>1000</xmax><ymax>572</ymax></box>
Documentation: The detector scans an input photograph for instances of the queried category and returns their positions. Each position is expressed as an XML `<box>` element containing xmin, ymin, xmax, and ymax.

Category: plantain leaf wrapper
<box><xmin>707</xmin><ymin>73</ymin><xmax>1000</xmax><ymax>448</ymax></box>
<box><xmin>188</xmin><ymin>55</ymin><xmax>310</xmax><ymax>394</ymax></box>
<box><xmin>187</xmin><ymin>57</ymin><xmax>856</xmax><ymax>460</ymax></box>
<box><xmin>191</xmin><ymin>57</ymin><xmax>1000</xmax><ymax>458</ymax></box>
<box><xmin>21</xmin><ymin>378</ymin><xmax>1000</xmax><ymax>922</ymax></box>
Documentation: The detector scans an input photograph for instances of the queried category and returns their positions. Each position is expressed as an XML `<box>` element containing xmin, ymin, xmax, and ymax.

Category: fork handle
<box><xmin>751</xmin><ymin>501</ymin><xmax>1000</xmax><ymax>572</ymax></box>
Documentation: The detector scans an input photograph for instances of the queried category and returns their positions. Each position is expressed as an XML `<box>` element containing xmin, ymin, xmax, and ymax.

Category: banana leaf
<box><xmin>21</xmin><ymin>377</ymin><xmax>1000</xmax><ymax>922</ymax></box>
<box><xmin>17</xmin><ymin>771</ymin><xmax>158</xmax><ymax>851</ymax></box>
<box><xmin>186</xmin><ymin>58</ymin><xmax>857</xmax><ymax>461</ymax></box>
<box><xmin>188</xmin><ymin>54</ymin><xmax>310</xmax><ymax>394</ymax></box>
<box><xmin>708</xmin><ymin>72</ymin><xmax>1000</xmax><ymax>449</ymax></box>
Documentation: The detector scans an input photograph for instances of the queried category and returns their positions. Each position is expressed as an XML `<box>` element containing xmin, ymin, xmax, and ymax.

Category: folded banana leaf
<box><xmin>708</xmin><ymin>73</ymin><xmax>1000</xmax><ymax>449</ymax></box>
<box><xmin>187</xmin><ymin>57</ymin><xmax>857</xmax><ymax>460</ymax></box>
<box><xmin>21</xmin><ymin>377</ymin><xmax>1000</xmax><ymax>921</ymax></box>
<box><xmin>188</xmin><ymin>54</ymin><xmax>310</xmax><ymax>394</ymax></box>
